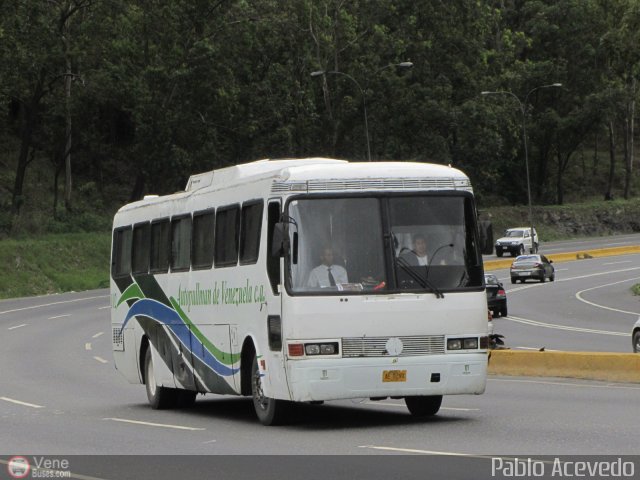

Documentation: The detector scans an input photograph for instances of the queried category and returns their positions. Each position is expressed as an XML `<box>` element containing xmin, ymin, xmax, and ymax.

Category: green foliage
<box><xmin>2</xmin><ymin>0</ymin><xmax>640</xmax><ymax>237</ymax></box>
<box><xmin>0</xmin><ymin>232</ymin><xmax>110</xmax><ymax>299</ymax></box>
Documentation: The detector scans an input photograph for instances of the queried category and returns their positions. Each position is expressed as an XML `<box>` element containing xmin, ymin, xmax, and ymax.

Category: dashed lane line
<box><xmin>92</xmin><ymin>332</ymin><xmax>104</xmax><ymax>339</ymax></box>
<box><xmin>0</xmin><ymin>396</ymin><xmax>45</xmax><ymax>408</ymax></box>
<box><xmin>48</xmin><ymin>314</ymin><xmax>71</xmax><ymax>320</ymax></box>
<box><xmin>104</xmin><ymin>417</ymin><xmax>205</xmax><ymax>431</ymax></box>
<box><xmin>93</xmin><ymin>356</ymin><xmax>108</xmax><ymax>364</ymax></box>
<box><xmin>8</xmin><ymin>324</ymin><xmax>27</xmax><ymax>330</ymax></box>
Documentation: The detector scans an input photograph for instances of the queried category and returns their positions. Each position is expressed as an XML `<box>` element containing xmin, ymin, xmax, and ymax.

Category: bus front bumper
<box><xmin>286</xmin><ymin>353</ymin><xmax>487</xmax><ymax>402</ymax></box>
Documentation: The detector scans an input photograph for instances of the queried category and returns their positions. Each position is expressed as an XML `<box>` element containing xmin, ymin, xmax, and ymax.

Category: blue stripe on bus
<box><xmin>121</xmin><ymin>298</ymin><xmax>239</xmax><ymax>377</ymax></box>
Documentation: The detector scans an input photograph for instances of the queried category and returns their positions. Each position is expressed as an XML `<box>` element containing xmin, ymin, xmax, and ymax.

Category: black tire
<box><xmin>533</xmin><ymin>243</ymin><xmax>539</xmax><ymax>253</ymax></box>
<box><xmin>501</xmin><ymin>304</ymin><xmax>508</xmax><ymax>317</ymax></box>
<box><xmin>550</xmin><ymin>274</ymin><xmax>555</xmax><ymax>282</ymax></box>
<box><xmin>251</xmin><ymin>353</ymin><xmax>289</xmax><ymax>425</ymax></box>
<box><xmin>405</xmin><ymin>395</ymin><xmax>442</xmax><ymax>417</ymax></box>
<box><xmin>540</xmin><ymin>273</ymin><xmax>546</xmax><ymax>283</ymax></box>
<box><xmin>144</xmin><ymin>348</ymin><xmax>178</xmax><ymax>409</ymax></box>
<box><xmin>633</xmin><ymin>330</ymin><xmax>640</xmax><ymax>353</ymax></box>
<box><xmin>511</xmin><ymin>277</ymin><xmax>516</xmax><ymax>284</ymax></box>
<box><xmin>496</xmin><ymin>250</ymin><xmax>503</xmax><ymax>258</ymax></box>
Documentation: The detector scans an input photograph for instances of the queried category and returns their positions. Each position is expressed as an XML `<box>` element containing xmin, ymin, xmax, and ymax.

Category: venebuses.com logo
<box><xmin>7</xmin><ymin>456</ymin><xmax>30</xmax><ymax>479</ymax></box>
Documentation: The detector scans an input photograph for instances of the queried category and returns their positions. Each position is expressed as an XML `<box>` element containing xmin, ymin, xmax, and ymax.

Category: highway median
<box><xmin>488</xmin><ymin>349</ymin><xmax>640</xmax><ymax>383</ymax></box>
<box><xmin>484</xmin><ymin>244</ymin><xmax>640</xmax><ymax>271</ymax></box>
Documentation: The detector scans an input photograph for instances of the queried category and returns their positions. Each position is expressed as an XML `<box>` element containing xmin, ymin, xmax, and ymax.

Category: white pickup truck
<box><xmin>494</xmin><ymin>227</ymin><xmax>538</xmax><ymax>257</ymax></box>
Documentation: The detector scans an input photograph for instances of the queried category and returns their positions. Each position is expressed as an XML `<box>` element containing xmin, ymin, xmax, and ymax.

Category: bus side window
<box><xmin>192</xmin><ymin>210</ymin><xmax>215</xmax><ymax>270</ymax></box>
<box><xmin>132</xmin><ymin>222</ymin><xmax>151</xmax><ymax>275</ymax></box>
<box><xmin>112</xmin><ymin>226</ymin><xmax>132</xmax><ymax>278</ymax></box>
<box><xmin>150</xmin><ymin>219</ymin><xmax>171</xmax><ymax>273</ymax></box>
<box><xmin>240</xmin><ymin>200</ymin><xmax>263</xmax><ymax>265</ymax></box>
<box><xmin>171</xmin><ymin>215</ymin><xmax>192</xmax><ymax>272</ymax></box>
<box><xmin>266</xmin><ymin>200</ymin><xmax>281</xmax><ymax>294</ymax></box>
<box><xmin>214</xmin><ymin>205</ymin><xmax>240</xmax><ymax>268</ymax></box>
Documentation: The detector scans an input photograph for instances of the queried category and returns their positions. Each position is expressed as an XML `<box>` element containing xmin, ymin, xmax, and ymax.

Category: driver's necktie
<box><xmin>328</xmin><ymin>267</ymin><xmax>336</xmax><ymax>286</ymax></box>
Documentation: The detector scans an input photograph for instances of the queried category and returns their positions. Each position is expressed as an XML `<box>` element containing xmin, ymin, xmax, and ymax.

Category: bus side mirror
<box><xmin>271</xmin><ymin>223</ymin><xmax>285</xmax><ymax>257</ymax></box>
<box><xmin>479</xmin><ymin>220</ymin><xmax>494</xmax><ymax>255</ymax></box>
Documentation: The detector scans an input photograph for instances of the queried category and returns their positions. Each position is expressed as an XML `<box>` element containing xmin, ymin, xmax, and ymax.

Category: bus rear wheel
<box><xmin>251</xmin><ymin>354</ymin><xmax>288</xmax><ymax>425</ymax></box>
<box><xmin>405</xmin><ymin>395</ymin><xmax>442</xmax><ymax>417</ymax></box>
<box><xmin>144</xmin><ymin>347</ymin><xmax>178</xmax><ymax>409</ymax></box>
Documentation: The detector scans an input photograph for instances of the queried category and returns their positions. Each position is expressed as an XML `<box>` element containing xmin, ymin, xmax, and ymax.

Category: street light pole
<box><xmin>481</xmin><ymin>83</ymin><xmax>562</xmax><ymax>253</ymax></box>
<box><xmin>311</xmin><ymin>62</ymin><xmax>413</xmax><ymax>161</ymax></box>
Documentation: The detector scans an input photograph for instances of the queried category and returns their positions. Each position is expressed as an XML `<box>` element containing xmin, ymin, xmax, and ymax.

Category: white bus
<box><xmin>110</xmin><ymin>158</ymin><xmax>490</xmax><ymax>425</ymax></box>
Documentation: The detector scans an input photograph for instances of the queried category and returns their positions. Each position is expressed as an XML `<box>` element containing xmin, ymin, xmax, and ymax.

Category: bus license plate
<box><xmin>382</xmin><ymin>370</ymin><xmax>407</xmax><ymax>382</ymax></box>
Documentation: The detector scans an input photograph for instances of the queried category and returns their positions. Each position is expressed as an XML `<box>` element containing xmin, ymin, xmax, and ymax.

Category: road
<box><xmin>1</xmin><ymin>238</ymin><xmax>639</xmax><ymax>478</ymax></box>
<box><xmin>488</xmin><ymin>253</ymin><xmax>640</xmax><ymax>352</ymax></box>
<box><xmin>483</xmin><ymin>232</ymin><xmax>640</xmax><ymax>261</ymax></box>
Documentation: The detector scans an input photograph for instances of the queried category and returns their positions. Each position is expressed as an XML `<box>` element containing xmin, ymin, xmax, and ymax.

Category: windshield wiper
<box><xmin>396</xmin><ymin>255</ymin><xmax>444</xmax><ymax>299</ymax></box>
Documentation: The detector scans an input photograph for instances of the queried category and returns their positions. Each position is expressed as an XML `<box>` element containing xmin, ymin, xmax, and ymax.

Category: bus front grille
<box><xmin>341</xmin><ymin>335</ymin><xmax>445</xmax><ymax>357</ymax></box>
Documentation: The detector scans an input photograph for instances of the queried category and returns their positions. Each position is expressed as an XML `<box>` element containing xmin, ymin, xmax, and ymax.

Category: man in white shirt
<box><xmin>307</xmin><ymin>247</ymin><xmax>348</xmax><ymax>288</ymax></box>
<box><xmin>400</xmin><ymin>234</ymin><xmax>429</xmax><ymax>266</ymax></box>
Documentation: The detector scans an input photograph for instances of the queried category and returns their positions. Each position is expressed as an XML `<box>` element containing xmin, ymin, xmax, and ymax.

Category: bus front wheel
<box><xmin>405</xmin><ymin>395</ymin><xmax>443</xmax><ymax>417</ymax></box>
<box><xmin>144</xmin><ymin>347</ymin><xmax>178</xmax><ymax>409</ymax></box>
<box><xmin>251</xmin><ymin>354</ymin><xmax>288</xmax><ymax>425</ymax></box>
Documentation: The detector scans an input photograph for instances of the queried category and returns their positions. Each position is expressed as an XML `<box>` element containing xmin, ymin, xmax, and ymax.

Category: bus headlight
<box><xmin>447</xmin><ymin>337</ymin><xmax>480</xmax><ymax>350</ymax></box>
<box><xmin>303</xmin><ymin>342</ymin><xmax>338</xmax><ymax>356</ymax></box>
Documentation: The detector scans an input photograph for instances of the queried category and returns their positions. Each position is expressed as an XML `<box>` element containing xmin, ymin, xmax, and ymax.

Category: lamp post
<box><xmin>481</xmin><ymin>83</ymin><xmax>562</xmax><ymax>253</ymax></box>
<box><xmin>311</xmin><ymin>62</ymin><xmax>413</xmax><ymax>161</ymax></box>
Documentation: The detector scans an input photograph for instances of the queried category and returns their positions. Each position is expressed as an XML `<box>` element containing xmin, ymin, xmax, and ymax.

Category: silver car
<box><xmin>510</xmin><ymin>254</ymin><xmax>555</xmax><ymax>284</ymax></box>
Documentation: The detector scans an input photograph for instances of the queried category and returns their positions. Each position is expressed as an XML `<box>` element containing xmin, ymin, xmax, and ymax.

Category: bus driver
<box><xmin>307</xmin><ymin>247</ymin><xmax>348</xmax><ymax>288</ymax></box>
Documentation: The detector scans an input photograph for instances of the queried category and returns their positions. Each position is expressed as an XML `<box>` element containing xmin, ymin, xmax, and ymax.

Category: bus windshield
<box><xmin>287</xmin><ymin>195</ymin><xmax>483</xmax><ymax>295</ymax></box>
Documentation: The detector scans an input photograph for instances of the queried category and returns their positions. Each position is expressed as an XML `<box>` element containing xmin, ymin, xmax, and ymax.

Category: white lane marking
<box><xmin>92</xmin><ymin>332</ymin><xmax>104</xmax><ymax>339</ymax></box>
<box><xmin>507</xmin><ymin>265</ymin><xmax>640</xmax><ymax>293</ymax></box>
<box><xmin>202</xmin><ymin>439</ymin><xmax>217</xmax><ymax>444</ymax></box>
<box><xmin>489</xmin><ymin>378</ymin><xmax>640</xmax><ymax>391</ymax></box>
<box><xmin>0</xmin><ymin>396</ymin><xmax>45</xmax><ymax>408</ymax></box>
<box><xmin>554</xmin><ymin>268</ymin><xmax>568</xmax><ymax>272</ymax></box>
<box><xmin>8</xmin><ymin>324</ymin><xmax>27</xmax><ymax>330</ymax></box>
<box><xmin>512</xmin><ymin>346</ymin><xmax>559</xmax><ymax>351</ymax></box>
<box><xmin>505</xmin><ymin>315</ymin><xmax>627</xmax><ymax>336</ymax></box>
<box><xmin>0</xmin><ymin>294</ymin><xmax>108</xmax><ymax>315</ymax></box>
<box><xmin>359</xmin><ymin>445</ymin><xmax>482</xmax><ymax>456</ymax></box>
<box><xmin>602</xmin><ymin>260</ymin><xmax>633</xmax><ymax>266</ymax></box>
<box><xmin>575</xmin><ymin>277</ymin><xmax>640</xmax><ymax>316</ymax></box>
<box><xmin>98</xmin><ymin>306</ymin><xmax>110</xmax><ymax>310</ymax></box>
<box><xmin>85</xmin><ymin>343</ymin><xmax>92</xmax><ymax>351</ymax></box>
<box><xmin>48</xmin><ymin>314</ymin><xmax>71</xmax><ymax>319</ymax></box>
<box><xmin>93</xmin><ymin>356</ymin><xmax>108</xmax><ymax>364</ymax></box>
<box><xmin>104</xmin><ymin>417</ymin><xmax>205</xmax><ymax>431</ymax></box>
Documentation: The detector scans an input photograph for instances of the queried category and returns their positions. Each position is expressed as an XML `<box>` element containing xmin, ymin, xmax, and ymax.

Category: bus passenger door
<box><xmin>264</xmin><ymin>199</ymin><xmax>289</xmax><ymax>399</ymax></box>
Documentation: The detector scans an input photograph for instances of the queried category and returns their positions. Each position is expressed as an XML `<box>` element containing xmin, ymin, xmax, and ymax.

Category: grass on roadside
<box><xmin>0</xmin><ymin>232</ymin><xmax>111</xmax><ymax>300</ymax></box>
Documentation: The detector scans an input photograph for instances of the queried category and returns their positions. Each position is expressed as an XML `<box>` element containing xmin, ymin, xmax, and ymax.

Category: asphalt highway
<box><xmin>1</xmin><ymin>238</ymin><xmax>639</xmax><ymax>477</ymax></box>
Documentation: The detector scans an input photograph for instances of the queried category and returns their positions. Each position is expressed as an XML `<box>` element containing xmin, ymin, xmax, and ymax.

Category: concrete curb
<box><xmin>488</xmin><ymin>350</ymin><xmax>640</xmax><ymax>383</ymax></box>
<box><xmin>484</xmin><ymin>245</ymin><xmax>640</xmax><ymax>271</ymax></box>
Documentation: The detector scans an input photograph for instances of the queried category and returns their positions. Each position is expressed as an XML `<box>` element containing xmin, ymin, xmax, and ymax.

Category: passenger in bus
<box><xmin>399</xmin><ymin>234</ymin><xmax>429</xmax><ymax>266</ymax></box>
<box><xmin>307</xmin><ymin>247</ymin><xmax>349</xmax><ymax>288</ymax></box>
